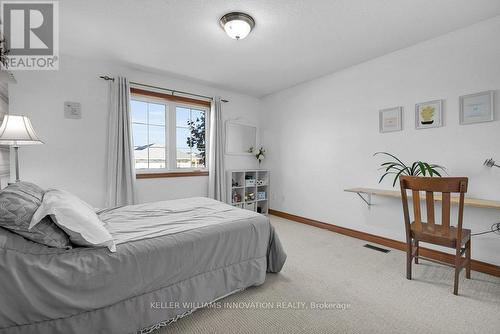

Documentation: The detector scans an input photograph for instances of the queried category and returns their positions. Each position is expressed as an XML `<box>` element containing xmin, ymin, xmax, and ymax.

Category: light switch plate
<box><xmin>64</xmin><ymin>102</ymin><xmax>82</xmax><ymax>119</ymax></box>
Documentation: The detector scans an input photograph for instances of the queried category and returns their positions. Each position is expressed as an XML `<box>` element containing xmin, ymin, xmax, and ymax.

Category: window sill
<box><xmin>136</xmin><ymin>171</ymin><xmax>209</xmax><ymax>179</ymax></box>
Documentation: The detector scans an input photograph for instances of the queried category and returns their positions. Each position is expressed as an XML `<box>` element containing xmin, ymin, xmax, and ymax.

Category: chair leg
<box><xmin>406</xmin><ymin>239</ymin><xmax>412</xmax><ymax>280</ymax></box>
<box><xmin>453</xmin><ymin>247</ymin><xmax>461</xmax><ymax>295</ymax></box>
<box><xmin>466</xmin><ymin>240</ymin><xmax>471</xmax><ymax>279</ymax></box>
<box><xmin>453</xmin><ymin>267</ymin><xmax>460</xmax><ymax>295</ymax></box>
<box><xmin>414</xmin><ymin>240</ymin><xmax>419</xmax><ymax>264</ymax></box>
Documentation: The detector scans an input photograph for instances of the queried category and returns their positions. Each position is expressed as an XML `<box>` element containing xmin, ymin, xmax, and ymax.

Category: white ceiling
<box><xmin>61</xmin><ymin>0</ymin><xmax>500</xmax><ymax>97</ymax></box>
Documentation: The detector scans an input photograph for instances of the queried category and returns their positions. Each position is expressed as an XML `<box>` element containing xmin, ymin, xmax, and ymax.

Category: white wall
<box><xmin>261</xmin><ymin>17</ymin><xmax>500</xmax><ymax>265</ymax></box>
<box><xmin>7</xmin><ymin>16</ymin><xmax>500</xmax><ymax>265</ymax></box>
<box><xmin>8</xmin><ymin>54</ymin><xmax>261</xmax><ymax>207</ymax></box>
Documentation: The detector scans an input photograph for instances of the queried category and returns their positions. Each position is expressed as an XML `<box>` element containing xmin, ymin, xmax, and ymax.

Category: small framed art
<box><xmin>379</xmin><ymin>107</ymin><xmax>403</xmax><ymax>133</ymax></box>
<box><xmin>415</xmin><ymin>99</ymin><xmax>443</xmax><ymax>129</ymax></box>
<box><xmin>459</xmin><ymin>91</ymin><xmax>494</xmax><ymax>125</ymax></box>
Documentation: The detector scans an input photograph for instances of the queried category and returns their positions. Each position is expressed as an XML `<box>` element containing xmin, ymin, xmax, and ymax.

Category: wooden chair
<box><xmin>399</xmin><ymin>176</ymin><xmax>471</xmax><ymax>295</ymax></box>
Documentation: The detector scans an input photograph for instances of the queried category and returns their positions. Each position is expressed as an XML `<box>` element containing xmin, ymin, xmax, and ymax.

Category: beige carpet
<box><xmin>156</xmin><ymin>216</ymin><xmax>500</xmax><ymax>334</ymax></box>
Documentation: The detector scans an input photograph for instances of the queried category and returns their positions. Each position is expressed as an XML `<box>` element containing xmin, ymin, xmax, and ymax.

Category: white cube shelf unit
<box><xmin>227</xmin><ymin>169</ymin><xmax>269</xmax><ymax>215</ymax></box>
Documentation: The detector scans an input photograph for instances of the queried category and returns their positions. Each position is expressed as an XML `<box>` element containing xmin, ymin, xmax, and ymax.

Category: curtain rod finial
<box><xmin>99</xmin><ymin>75</ymin><xmax>115</xmax><ymax>82</ymax></box>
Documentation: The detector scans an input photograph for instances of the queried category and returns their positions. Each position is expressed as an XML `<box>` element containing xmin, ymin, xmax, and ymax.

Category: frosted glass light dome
<box><xmin>219</xmin><ymin>12</ymin><xmax>255</xmax><ymax>40</ymax></box>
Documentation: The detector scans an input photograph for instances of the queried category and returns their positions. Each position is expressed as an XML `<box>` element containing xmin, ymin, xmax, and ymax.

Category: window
<box><xmin>130</xmin><ymin>92</ymin><xmax>208</xmax><ymax>175</ymax></box>
<box><xmin>176</xmin><ymin>106</ymin><xmax>206</xmax><ymax>169</ymax></box>
<box><xmin>131</xmin><ymin>100</ymin><xmax>167</xmax><ymax>169</ymax></box>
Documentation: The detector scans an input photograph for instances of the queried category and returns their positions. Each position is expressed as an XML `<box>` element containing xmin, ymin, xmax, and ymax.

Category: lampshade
<box><xmin>0</xmin><ymin>115</ymin><xmax>43</xmax><ymax>146</ymax></box>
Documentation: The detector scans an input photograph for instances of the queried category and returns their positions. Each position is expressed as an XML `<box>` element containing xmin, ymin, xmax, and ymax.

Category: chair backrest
<box><xmin>399</xmin><ymin>176</ymin><xmax>468</xmax><ymax>236</ymax></box>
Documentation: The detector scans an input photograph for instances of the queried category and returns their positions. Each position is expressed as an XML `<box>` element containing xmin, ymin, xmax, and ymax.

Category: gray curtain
<box><xmin>105</xmin><ymin>77</ymin><xmax>136</xmax><ymax>207</ymax></box>
<box><xmin>208</xmin><ymin>97</ymin><xmax>226</xmax><ymax>201</ymax></box>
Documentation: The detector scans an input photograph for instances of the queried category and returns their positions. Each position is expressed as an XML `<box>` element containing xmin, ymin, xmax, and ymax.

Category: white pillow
<box><xmin>30</xmin><ymin>189</ymin><xmax>116</xmax><ymax>252</ymax></box>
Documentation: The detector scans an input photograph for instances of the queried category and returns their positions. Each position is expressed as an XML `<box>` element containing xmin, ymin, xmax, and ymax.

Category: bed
<box><xmin>0</xmin><ymin>197</ymin><xmax>286</xmax><ymax>334</ymax></box>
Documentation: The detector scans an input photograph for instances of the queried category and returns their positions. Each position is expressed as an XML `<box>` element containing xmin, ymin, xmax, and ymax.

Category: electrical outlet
<box><xmin>64</xmin><ymin>102</ymin><xmax>82</xmax><ymax>119</ymax></box>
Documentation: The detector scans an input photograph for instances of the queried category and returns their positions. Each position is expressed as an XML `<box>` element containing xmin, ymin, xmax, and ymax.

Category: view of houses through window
<box><xmin>176</xmin><ymin>106</ymin><xmax>206</xmax><ymax>169</ymax></box>
<box><xmin>130</xmin><ymin>97</ymin><xmax>207</xmax><ymax>171</ymax></box>
<box><xmin>131</xmin><ymin>99</ymin><xmax>166</xmax><ymax>169</ymax></box>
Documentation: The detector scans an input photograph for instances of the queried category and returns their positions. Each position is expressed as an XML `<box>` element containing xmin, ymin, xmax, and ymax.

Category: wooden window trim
<box><xmin>131</xmin><ymin>87</ymin><xmax>211</xmax><ymax>108</ymax></box>
<box><xmin>136</xmin><ymin>171</ymin><xmax>209</xmax><ymax>179</ymax></box>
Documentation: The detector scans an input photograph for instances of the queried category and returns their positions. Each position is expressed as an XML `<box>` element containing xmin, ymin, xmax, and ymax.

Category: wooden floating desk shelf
<box><xmin>345</xmin><ymin>187</ymin><xmax>500</xmax><ymax>210</ymax></box>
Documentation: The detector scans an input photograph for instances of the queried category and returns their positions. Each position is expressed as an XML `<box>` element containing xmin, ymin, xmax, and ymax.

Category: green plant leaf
<box><xmin>375</xmin><ymin>152</ymin><xmax>446</xmax><ymax>187</ymax></box>
<box><xmin>378</xmin><ymin>173</ymin><xmax>389</xmax><ymax>184</ymax></box>
<box><xmin>378</xmin><ymin>171</ymin><xmax>399</xmax><ymax>183</ymax></box>
<box><xmin>418</xmin><ymin>161</ymin><xmax>427</xmax><ymax>176</ymax></box>
<box><xmin>374</xmin><ymin>152</ymin><xmax>408</xmax><ymax>169</ymax></box>
<box><xmin>429</xmin><ymin>163</ymin><xmax>447</xmax><ymax>177</ymax></box>
<box><xmin>432</xmin><ymin>164</ymin><xmax>447</xmax><ymax>175</ymax></box>
<box><xmin>385</xmin><ymin>163</ymin><xmax>405</xmax><ymax>172</ymax></box>
<box><xmin>392</xmin><ymin>168</ymin><xmax>408</xmax><ymax>187</ymax></box>
<box><xmin>381</xmin><ymin>161</ymin><xmax>403</xmax><ymax>167</ymax></box>
<box><xmin>380</xmin><ymin>162</ymin><xmax>405</xmax><ymax>169</ymax></box>
<box><xmin>431</xmin><ymin>168</ymin><xmax>442</xmax><ymax>177</ymax></box>
<box><xmin>410</xmin><ymin>162</ymin><xmax>419</xmax><ymax>176</ymax></box>
<box><xmin>422</xmin><ymin>162</ymin><xmax>434</xmax><ymax>176</ymax></box>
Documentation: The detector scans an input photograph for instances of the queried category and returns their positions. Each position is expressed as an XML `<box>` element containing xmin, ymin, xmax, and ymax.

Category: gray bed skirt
<box><xmin>6</xmin><ymin>258</ymin><xmax>267</xmax><ymax>334</ymax></box>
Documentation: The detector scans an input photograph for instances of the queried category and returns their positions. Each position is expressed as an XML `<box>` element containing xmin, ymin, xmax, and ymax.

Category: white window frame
<box><xmin>130</xmin><ymin>95</ymin><xmax>209</xmax><ymax>174</ymax></box>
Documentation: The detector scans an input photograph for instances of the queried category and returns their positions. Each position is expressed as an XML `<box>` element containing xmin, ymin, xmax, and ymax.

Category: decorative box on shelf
<box><xmin>227</xmin><ymin>169</ymin><xmax>269</xmax><ymax>215</ymax></box>
<box><xmin>256</xmin><ymin>179</ymin><xmax>266</xmax><ymax>186</ymax></box>
<box><xmin>245</xmin><ymin>178</ymin><xmax>256</xmax><ymax>187</ymax></box>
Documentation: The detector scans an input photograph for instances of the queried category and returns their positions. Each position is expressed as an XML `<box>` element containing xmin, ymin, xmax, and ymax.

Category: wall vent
<box><xmin>363</xmin><ymin>244</ymin><xmax>391</xmax><ymax>253</ymax></box>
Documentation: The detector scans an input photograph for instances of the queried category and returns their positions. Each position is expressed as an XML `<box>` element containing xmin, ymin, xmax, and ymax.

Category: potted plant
<box><xmin>374</xmin><ymin>152</ymin><xmax>446</xmax><ymax>187</ymax></box>
<box><xmin>253</xmin><ymin>147</ymin><xmax>265</xmax><ymax>165</ymax></box>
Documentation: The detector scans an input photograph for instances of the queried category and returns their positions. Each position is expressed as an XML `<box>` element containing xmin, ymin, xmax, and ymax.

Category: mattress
<box><xmin>0</xmin><ymin>197</ymin><xmax>286</xmax><ymax>334</ymax></box>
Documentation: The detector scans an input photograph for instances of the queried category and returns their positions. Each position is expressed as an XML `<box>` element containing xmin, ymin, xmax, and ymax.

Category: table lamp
<box><xmin>0</xmin><ymin>115</ymin><xmax>43</xmax><ymax>182</ymax></box>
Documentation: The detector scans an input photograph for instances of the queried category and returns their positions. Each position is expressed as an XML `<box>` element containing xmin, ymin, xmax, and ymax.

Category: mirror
<box><xmin>225</xmin><ymin>121</ymin><xmax>257</xmax><ymax>155</ymax></box>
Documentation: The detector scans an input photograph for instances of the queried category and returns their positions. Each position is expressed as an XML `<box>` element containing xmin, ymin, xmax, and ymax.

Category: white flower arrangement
<box><xmin>254</xmin><ymin>147</ymin><xmax>265</xmax><ymax>164</ymax></box>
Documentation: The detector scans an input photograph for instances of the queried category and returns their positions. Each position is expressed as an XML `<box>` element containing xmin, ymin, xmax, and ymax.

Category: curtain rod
<box><xmin>99</xmin><ymin>76</ymin><xmax>229</xmax><ymax>103</ymax></box>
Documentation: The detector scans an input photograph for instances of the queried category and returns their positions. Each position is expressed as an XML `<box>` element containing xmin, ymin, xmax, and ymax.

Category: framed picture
<box><xmin>415</xmin><ymin>99</ymin><xmax>443</xmax><ymax>129</ymax></box>
<box><xmin>379</xmin><ymin>107</ymin><xmax>403</xmax><ymax>133</ymax></box>
<box><xmin>459</xmin><ymin>91</ymin><xmax>494</xmax><ymax>125</ymax></box>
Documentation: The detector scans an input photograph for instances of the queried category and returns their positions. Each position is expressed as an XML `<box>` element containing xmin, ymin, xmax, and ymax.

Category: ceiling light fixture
<box><xmin>219</xmin><ymin>12</ymin><xmax>255</xmax><ymax>40</ymax></box>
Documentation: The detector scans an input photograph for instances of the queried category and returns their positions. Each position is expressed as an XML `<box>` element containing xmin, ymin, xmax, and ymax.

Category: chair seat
<box><xmin>410</xmin><ymin>222</ymin><xmax>471</xmax><ymax>248</ymax></box>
